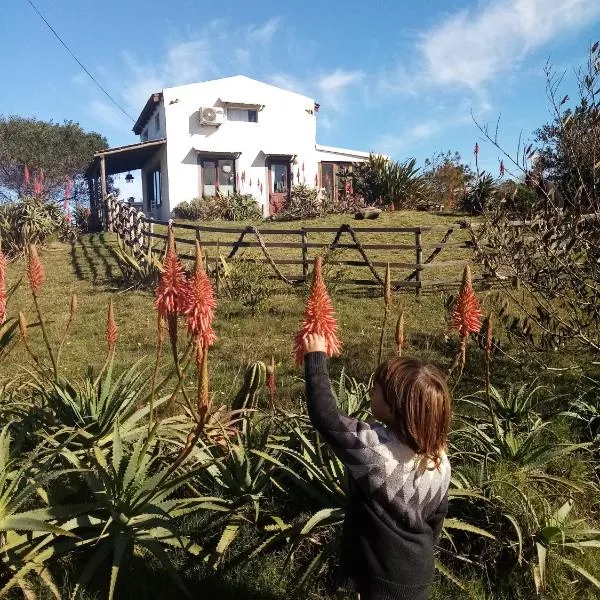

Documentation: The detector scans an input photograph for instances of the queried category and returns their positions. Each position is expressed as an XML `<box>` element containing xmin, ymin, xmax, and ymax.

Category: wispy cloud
<box><xmin>398</xmin><ymin>0</ymin><xmax>600</xmax><ymax>91</ymax></box>
<box><xmin>317</xmin><ymin>69</ymin><xmax>365</xmax><ymax>110</ymax></box>
<box><xmin>246</xmin><ymin>17</ymin><xmax>280</xmax><ymax>44</ymax></box>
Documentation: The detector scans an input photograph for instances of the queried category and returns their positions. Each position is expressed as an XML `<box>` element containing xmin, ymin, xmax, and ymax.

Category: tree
<box><xmin>351</xmin><ymin>154</ymin><xmax>424</xmax><ymax>208</ymax></box>
<box><xmin>472</xmin><ymin>42</ymin><xmax>600</xmax><ymax>353</ymax></box>
<box><xmin>422</xmin><ymin>151</ymin><xmax>472</xmax><ymax>209</ymax></box>
<box><xmin>0</xmin><ymin>117</ymin><xmax>108</xmax><ymax>203</ymax></box>
<box><xmin>534</xmin><ymin>44</ymin><xmax>600</xmax><ymax>212</ymax></box>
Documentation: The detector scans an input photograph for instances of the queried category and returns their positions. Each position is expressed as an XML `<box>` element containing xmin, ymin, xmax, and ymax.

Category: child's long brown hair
<box><xmin>374</xmin><ymin>356</ymin><xmax>451</xmax><ymax>469</ymax></box>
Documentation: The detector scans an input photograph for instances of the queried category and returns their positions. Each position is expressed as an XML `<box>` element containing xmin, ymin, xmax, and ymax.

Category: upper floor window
<box><xmin>227</xmin><ymin>108</ymin><xmax>258</xmax><ymax>123</ymax></box>
<box><xmin>154</xmin><ymin>112</ymin><xmax>160</xmax><ymax>132</ymax></box>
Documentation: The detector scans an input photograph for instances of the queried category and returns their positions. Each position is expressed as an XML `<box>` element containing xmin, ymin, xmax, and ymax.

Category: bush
<box><xmin>173</xmin><ymin>193</ymin><xmax>262</xmax><ymax>221</ymax></box>
<box><xmin>224</xmin><ymin>259</ymin><xmax>276</xmax><ymax>314</ymax></box>
<box><xmin>274</xmin><ymin>184</ymin><xmax>362</xmax><ymax>221</ymax></box>
<box><xmin>0</xmin><ymin>196</ymin><xmax>66</xmax><ymax>255</ymax></box>
<box><xmin>351</xmin><ymin>154</ymin><xmax>424</xmax><ymax>209</ymax></box>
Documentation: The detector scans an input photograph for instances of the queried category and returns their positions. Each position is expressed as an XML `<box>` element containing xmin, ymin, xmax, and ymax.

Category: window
<box><xmin>270</xmin><ymin>163</ymin><xmax>289</xmax><ymax>193</ymax></box>
<box><xmin>199</xmin><ymin>157</ymin><xmax>236</xmax><ymax>197</ymax></box>
<box><xmin>320</xmin><ymin>162</ymin><xmax>353</xmax><ymax>201</ymax></box>
<box><xmin>154</xmin><ymin>112</ymin><xmax>160</xmax><ymax>132</ymax></box>
<box><xmin>227</xmin><ymin>108</ymin><xmax>258</xmax><ymax>123</ymax></box>
<box><xmin>146</xmin><ymin>168</ymin><xmax>161</xmax><ymax>210</ymax></box>
<box><xmin>141</xmin><ymin>128</ymin><xmax>148</xmax><ymax>142</ymax></box>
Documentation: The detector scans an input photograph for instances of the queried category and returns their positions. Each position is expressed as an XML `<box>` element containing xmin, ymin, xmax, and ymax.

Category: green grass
<box><xmin>4</xmin><ymin>211</ymin><xmax>484</xmax><ymax>403</ymax></box>
<box><xmin>162</xmin><ymin>209</ymin><xmax>477</xmax><ymax>287</ymax></box>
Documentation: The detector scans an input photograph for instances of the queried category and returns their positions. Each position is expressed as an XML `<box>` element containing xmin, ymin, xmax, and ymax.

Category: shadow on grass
<box><xmin>69</xmin><ymin>234</ymin><xmax>122</xmax><ymax>287</ymax></box>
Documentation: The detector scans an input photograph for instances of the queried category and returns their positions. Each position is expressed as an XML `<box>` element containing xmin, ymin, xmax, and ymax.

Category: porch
<box><xmin>85</xmin><ymin>138</ymin><xmax>166</xmax><ymax>229</ymax></box>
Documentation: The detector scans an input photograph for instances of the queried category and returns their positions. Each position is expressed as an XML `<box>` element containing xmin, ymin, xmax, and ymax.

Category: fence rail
<box><xmin>105</xmin><ymin>195</ymin><xmax>481</xmax><ymax>293</ymax></box>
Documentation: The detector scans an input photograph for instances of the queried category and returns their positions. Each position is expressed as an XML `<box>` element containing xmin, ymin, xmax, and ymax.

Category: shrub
<box><xmin>0</xmin><ymin>196</ymin><xmax>65</xmax><ymax>255</ymax></box>
<box><xmin>351</xmin><ymin>154</ymin><xmax>424</xmax><ymax>209</ymax></box>
<box><xmin>173</xmin><ymin>192</ymin><xmax>262</xmax><ymax>221</ymax></box>
<box><xmin>224</xmin><ymin>259</ymin><xmax>276</xmax><ymax>313</ymax></box>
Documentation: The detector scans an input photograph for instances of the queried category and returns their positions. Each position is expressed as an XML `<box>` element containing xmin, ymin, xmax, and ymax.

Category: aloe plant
<box><xmin>63</xmin><ymin>424</ymin><xmax>228</xmax><ymax>600</ymax></box>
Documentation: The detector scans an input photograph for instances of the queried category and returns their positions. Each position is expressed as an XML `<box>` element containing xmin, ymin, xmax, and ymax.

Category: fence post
<box><xmin>301</xmin><ymin>228</ymin><xmax>308</xmax><ymax>281</ymax></box>
<box><xmin>415</xmin><ymin>228</ymin><xmax>422</xmax><ymax>297</ymax></box>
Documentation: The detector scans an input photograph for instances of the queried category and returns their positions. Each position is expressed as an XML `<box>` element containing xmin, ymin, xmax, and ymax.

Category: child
<box><xmin>303</xmin><ymin>333</ymin><xmax>451</xmax><ymax>600</ymax></box>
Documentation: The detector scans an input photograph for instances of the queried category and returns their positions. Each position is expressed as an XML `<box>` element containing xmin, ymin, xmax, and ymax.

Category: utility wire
<box><xmin>25</xmin><ymin>0</ymin><xmax>135</xmax><ymax>123</ymax></box>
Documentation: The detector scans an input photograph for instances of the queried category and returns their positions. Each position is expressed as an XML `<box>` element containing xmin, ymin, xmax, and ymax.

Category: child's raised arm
<box><xmin>303</xmin><ymin>334</ymin><xmax>379</xmax><ymax>466</ymax></box>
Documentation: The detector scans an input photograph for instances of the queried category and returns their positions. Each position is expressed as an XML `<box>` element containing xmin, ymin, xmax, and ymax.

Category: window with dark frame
<box><xmin>199</xmin><ymin>157</ymin><xmax>236</xmax><ymax>197</ymax></box>
<box><xmin>146</xmin><ymin>168</ymin><xmax>161</xmax><ymax>210</ymax></box>
<box><xmin>154</xmin><ymin>112</ymin><xmax>160</xmax><ymax>132</ymax></box>
<box><xmin>227</xmin><ymin>108</ymin><xmax>258</xmax><ymax>123</ymax></box>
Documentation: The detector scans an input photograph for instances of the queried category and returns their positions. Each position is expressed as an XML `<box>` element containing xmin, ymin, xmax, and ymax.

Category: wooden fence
<box><xmin>104</xmin><ymin>195</ymin><xmax>478</xmax><ymax>294</ymax></box>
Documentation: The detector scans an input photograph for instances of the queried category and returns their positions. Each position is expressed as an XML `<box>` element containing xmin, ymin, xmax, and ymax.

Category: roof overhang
<box><xmin>85</xmin><ymin>139</ymin><xmax>166</xmax><ymax>178</ymax></box>
<box><xmin>263</xmin><ymin>152</ymin><xmax>296</xmax><ymax>161</ymax></box>
<box><xmin>218</xmin><ymin>97</ymin><xmax>264</xmax><ymax>109</ymax></box>
<box><xmin>316</xmin><ymin>144</ymin><xmax>381</xmax><ymax>161</ymax></box>
<box><xmin>193</xmin><ymin>149</ymin><xmax>241</xmax><ymax>159</ymax></box>
<box><xmin>133</xmin><ymin>93</ymin><xmax>163</xmax><ymax>134</ymax></box>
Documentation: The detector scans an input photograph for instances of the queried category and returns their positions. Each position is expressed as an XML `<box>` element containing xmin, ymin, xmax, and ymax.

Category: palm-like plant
<box><xmin>64</xmin><ymin>425</ymin><xmax>227</xmax><ymax>600</ymax></box>
<box><xmin>532</xmin><ymin>499</ymin><xmax>600</xmax><ymax>594</ymax></box>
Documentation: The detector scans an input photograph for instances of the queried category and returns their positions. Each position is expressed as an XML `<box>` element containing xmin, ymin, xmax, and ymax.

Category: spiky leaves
<box><xmin>294</xmin><ymin>256</ymin><xmax>341</xmax><ymax>366</ymax></box>
<box><xmin>0</xmin><ymin>244</ymin><xmax>6</xmax><ymax>325</ymax></box>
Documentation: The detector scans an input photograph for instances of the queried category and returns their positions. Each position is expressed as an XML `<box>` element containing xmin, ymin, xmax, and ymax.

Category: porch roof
<box><xmin>85</xmin><ymin>139</ymin><xmax>166</xmax><ymax>178</ymax></box>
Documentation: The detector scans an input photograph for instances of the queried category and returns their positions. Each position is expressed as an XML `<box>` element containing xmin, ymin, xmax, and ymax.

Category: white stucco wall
<box><xmin>161</xmin><ymin>76</ymin><xmax>320</xmax><ymax>214</ymax></box>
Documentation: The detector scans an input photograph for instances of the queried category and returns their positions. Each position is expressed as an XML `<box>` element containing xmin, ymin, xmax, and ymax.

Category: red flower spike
<box><xmin>155</xmin><ymin>228</ymin><xmax>190</xmax><ymax>318</ymax></box>
<box><xmin>27</xmin><ymin>245</ymin><xmax>45</xmax><ymax>296</ymax></box>
<box><xmin>499</xmin><ymin>160</ymin><xmax>505</xmax><ymax>177</ymax></box>
<box><xmin>0</xmin><ymin>246</ymin><xmax>7</xmax><ymax>325</ymax></box>
<box><xmin>293</xmin><ymin>256</ymin><xmax>341</xmax><ymax>365</ymax></box>
<box><xmin>185</xmin><ymin>240</ymin><xmax>217</xmax><ymax>352</ymax></box>
<box><xmin>106</xmin><ymin>298</ymin><xmax>118</xmax><ymax>352</ymax></box>
<box><xmin>23</xmin><ymin>165</ymin><xmax>30</xmax><ymax>187</ymax></box>
<box><xmin>65</xmin><ymin>176</ymin><xmax>72</xmax><ymax>199</ymax></box>
<box><xmin>474</xmin><ymin>143</ymin><xmax>479</xmax><ymax>156</ymax></box>
<box><xmin>450</xmin><ymin>265</ymin><xmax>482</xmax><ymax>338</ymax></box>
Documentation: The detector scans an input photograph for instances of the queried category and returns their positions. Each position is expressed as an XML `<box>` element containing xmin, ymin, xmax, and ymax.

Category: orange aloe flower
<box><xmin>0</xmin><ymin>246</ymin><xmax>6</xmax><ymax>325</ymax></box>
<box><xmin>106</xmin><ymin>298</ymin><xmax>118</xmax><ymax>352</ymax></box>
<box><xmin>155</xmin><ymin>228</ymin><xmax>190</xmax><ymax>318</ymax></box>
<box><xmin>450</xmin><ymin>265</ymin><xmax>482</xmax><ymax>338</ymax></box>
<box><xmin>293</xmin><ymin>256</ymin><xmax>341</xmax><ymax>365</ymax></box>
<box><xmin>27</xmin><ymin>245</ymin><xmax>45</xmax><ymax>296</ymax></box>
<box><xmin>185</xmin><ymin>241</ymin><xmax>217</xmax><ymax>353</ymax></box>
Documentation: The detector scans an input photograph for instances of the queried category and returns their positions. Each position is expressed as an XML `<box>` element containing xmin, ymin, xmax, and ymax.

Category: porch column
<box><xmin>100</xmin><ymin>155</ymin><xmax>111</xmax><ymax>232</ymax></box>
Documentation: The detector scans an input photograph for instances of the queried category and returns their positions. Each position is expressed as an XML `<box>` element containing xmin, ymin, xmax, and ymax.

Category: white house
<box><xmin>87</xmin><ymin>75</ymin><xmax>374</xmax><ymax>220</ymax></box>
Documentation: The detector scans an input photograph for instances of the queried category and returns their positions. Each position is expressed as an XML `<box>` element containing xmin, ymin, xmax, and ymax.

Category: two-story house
<box><xmin>87</xmin><ymin>75</ymin><xmax>374</xmax><ymax>220</ymax></box>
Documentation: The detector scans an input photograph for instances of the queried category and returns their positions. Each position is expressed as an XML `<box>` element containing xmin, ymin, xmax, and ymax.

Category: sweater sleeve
<box><xmin>426</xmin><ymin>492</ymin><xmax>448</xmax><ymax>546</ymax></box>
<box><xmin>304</xmin><ymin>351</ymin><xmax>377</xmax><ymax>467</ymax></box>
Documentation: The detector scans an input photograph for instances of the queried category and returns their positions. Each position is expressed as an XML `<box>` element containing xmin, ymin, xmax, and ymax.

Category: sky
<box><xmin>1</xmin><ymin>0</ymin><xmax>599</xmax><ymax>198</ymax></box>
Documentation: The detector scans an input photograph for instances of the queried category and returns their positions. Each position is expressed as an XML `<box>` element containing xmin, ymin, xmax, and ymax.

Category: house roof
<box><xmin>315</xmin><ymin>144</ymin><xmax>374</xmax><ymax>161</ymax></box>
<box><xmin>85</xmin><ymin>139</ymin><xmax>166</xmax><ymax>177</ymax></box>
<box><xmin>132</xmin><ymin>93</ymin><xmax>163</xmax><ymax>135</ymax></box>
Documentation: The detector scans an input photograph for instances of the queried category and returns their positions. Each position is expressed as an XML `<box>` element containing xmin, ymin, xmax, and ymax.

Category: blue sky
<box><xmin>1</xmin><ymin>0</ymin><xmax>599</xmax><ymax>187</ymax></box>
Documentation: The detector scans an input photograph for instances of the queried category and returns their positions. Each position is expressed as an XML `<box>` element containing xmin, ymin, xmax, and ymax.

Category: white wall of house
<box><xmin>159</xmin><ymin>76</ymin><xmax>319</xmax><ymax>215</ymax></box>
<box><xmin>134</xmin><ymin>75</ymin><xmax>373</xmax><ymax>217</ymax></box>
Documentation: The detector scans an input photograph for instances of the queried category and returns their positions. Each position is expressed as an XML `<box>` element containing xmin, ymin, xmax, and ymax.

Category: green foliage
<box><xmin>460</xmin><ymin>172</ymin><xmax>497</xmax><ymax>214</ymax></box>
<box><xmin>422</xmin><ymin>150</ymin><xmax>472</xmax><ymax>210</ymax></box>
<box><xmin>351</xmin><ymin>154</ymin><xmax>424</xmax><ymax>209</ymax></box>
<box><xmin>111</xmin><ymin>233</ymin><xmax>163</xmax><ymax>289</ymax></box>
<box><xmin>0</xmin><ymin>196</ymin><xmax>66</xmax><ymax>255</ymax></box>
<box><xmin>173</xmin><ymin>193</ymin><xmax>262</xmax><ymax>221</ymax></box>
<box><xmin>0</xmin><ymin>116</ymin><xmax>107</xmax><ymax>203</ymax></box>
<box><xmin>224</xmin><ymin>259</ymin><xmax>277</xmax><ymax>314</ymax></box>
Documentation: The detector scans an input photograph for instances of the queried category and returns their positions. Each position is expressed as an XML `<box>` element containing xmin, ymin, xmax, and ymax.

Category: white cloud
<box><xmin>246</xmin><ymin>18</ymin><xmax>280</xmax><ymax>44</ymax></box>
<box><xmin>317</xmin><ymin>69</ymin><xmax>365</xmax><ymax>111</ymax></box>
<box><xmin>416</xmin><ymin>0</ymin><xmax>600</xmax><ymax>90</ymax></box>
<box><xmin>267</xmin><ymin>73</ymin><xmax>307</xmax><ymax>95</ymax></box>
<box><xmin>87</xmin><ymin>99</ymin><xmax>131</xmax><ymax>132</ymax></box>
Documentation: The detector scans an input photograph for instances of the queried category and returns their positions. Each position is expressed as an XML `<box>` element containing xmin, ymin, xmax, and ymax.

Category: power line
<box><xmin>25</xmin><ymin>0</ymin><xmax>135</xmax><ymax>123</ymax></box>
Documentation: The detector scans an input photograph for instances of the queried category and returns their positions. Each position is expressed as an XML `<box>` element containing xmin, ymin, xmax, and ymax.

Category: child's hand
<box><xmin>304</xmin><ymin>333</ymin><xmax>327</xmax><ymax>354</ymax></box>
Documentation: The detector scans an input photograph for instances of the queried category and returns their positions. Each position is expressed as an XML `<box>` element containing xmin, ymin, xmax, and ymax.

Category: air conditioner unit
<box><xmin>199</xmin><ymin>106</ymin><xmax>225</xmax><ymax>126</ymax></box>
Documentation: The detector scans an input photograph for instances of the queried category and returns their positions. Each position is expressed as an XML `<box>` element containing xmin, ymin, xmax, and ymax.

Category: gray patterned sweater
<box><xmin>304</xmin><ymin>352</ymin><xmax>451</xmax><ymax>600</ymax></box>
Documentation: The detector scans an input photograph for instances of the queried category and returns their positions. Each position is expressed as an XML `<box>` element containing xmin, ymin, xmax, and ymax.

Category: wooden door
<box><xmin>268</xmin><ymin>161</ymin><xmax>290</xmax><ymax>215</ymax></box>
